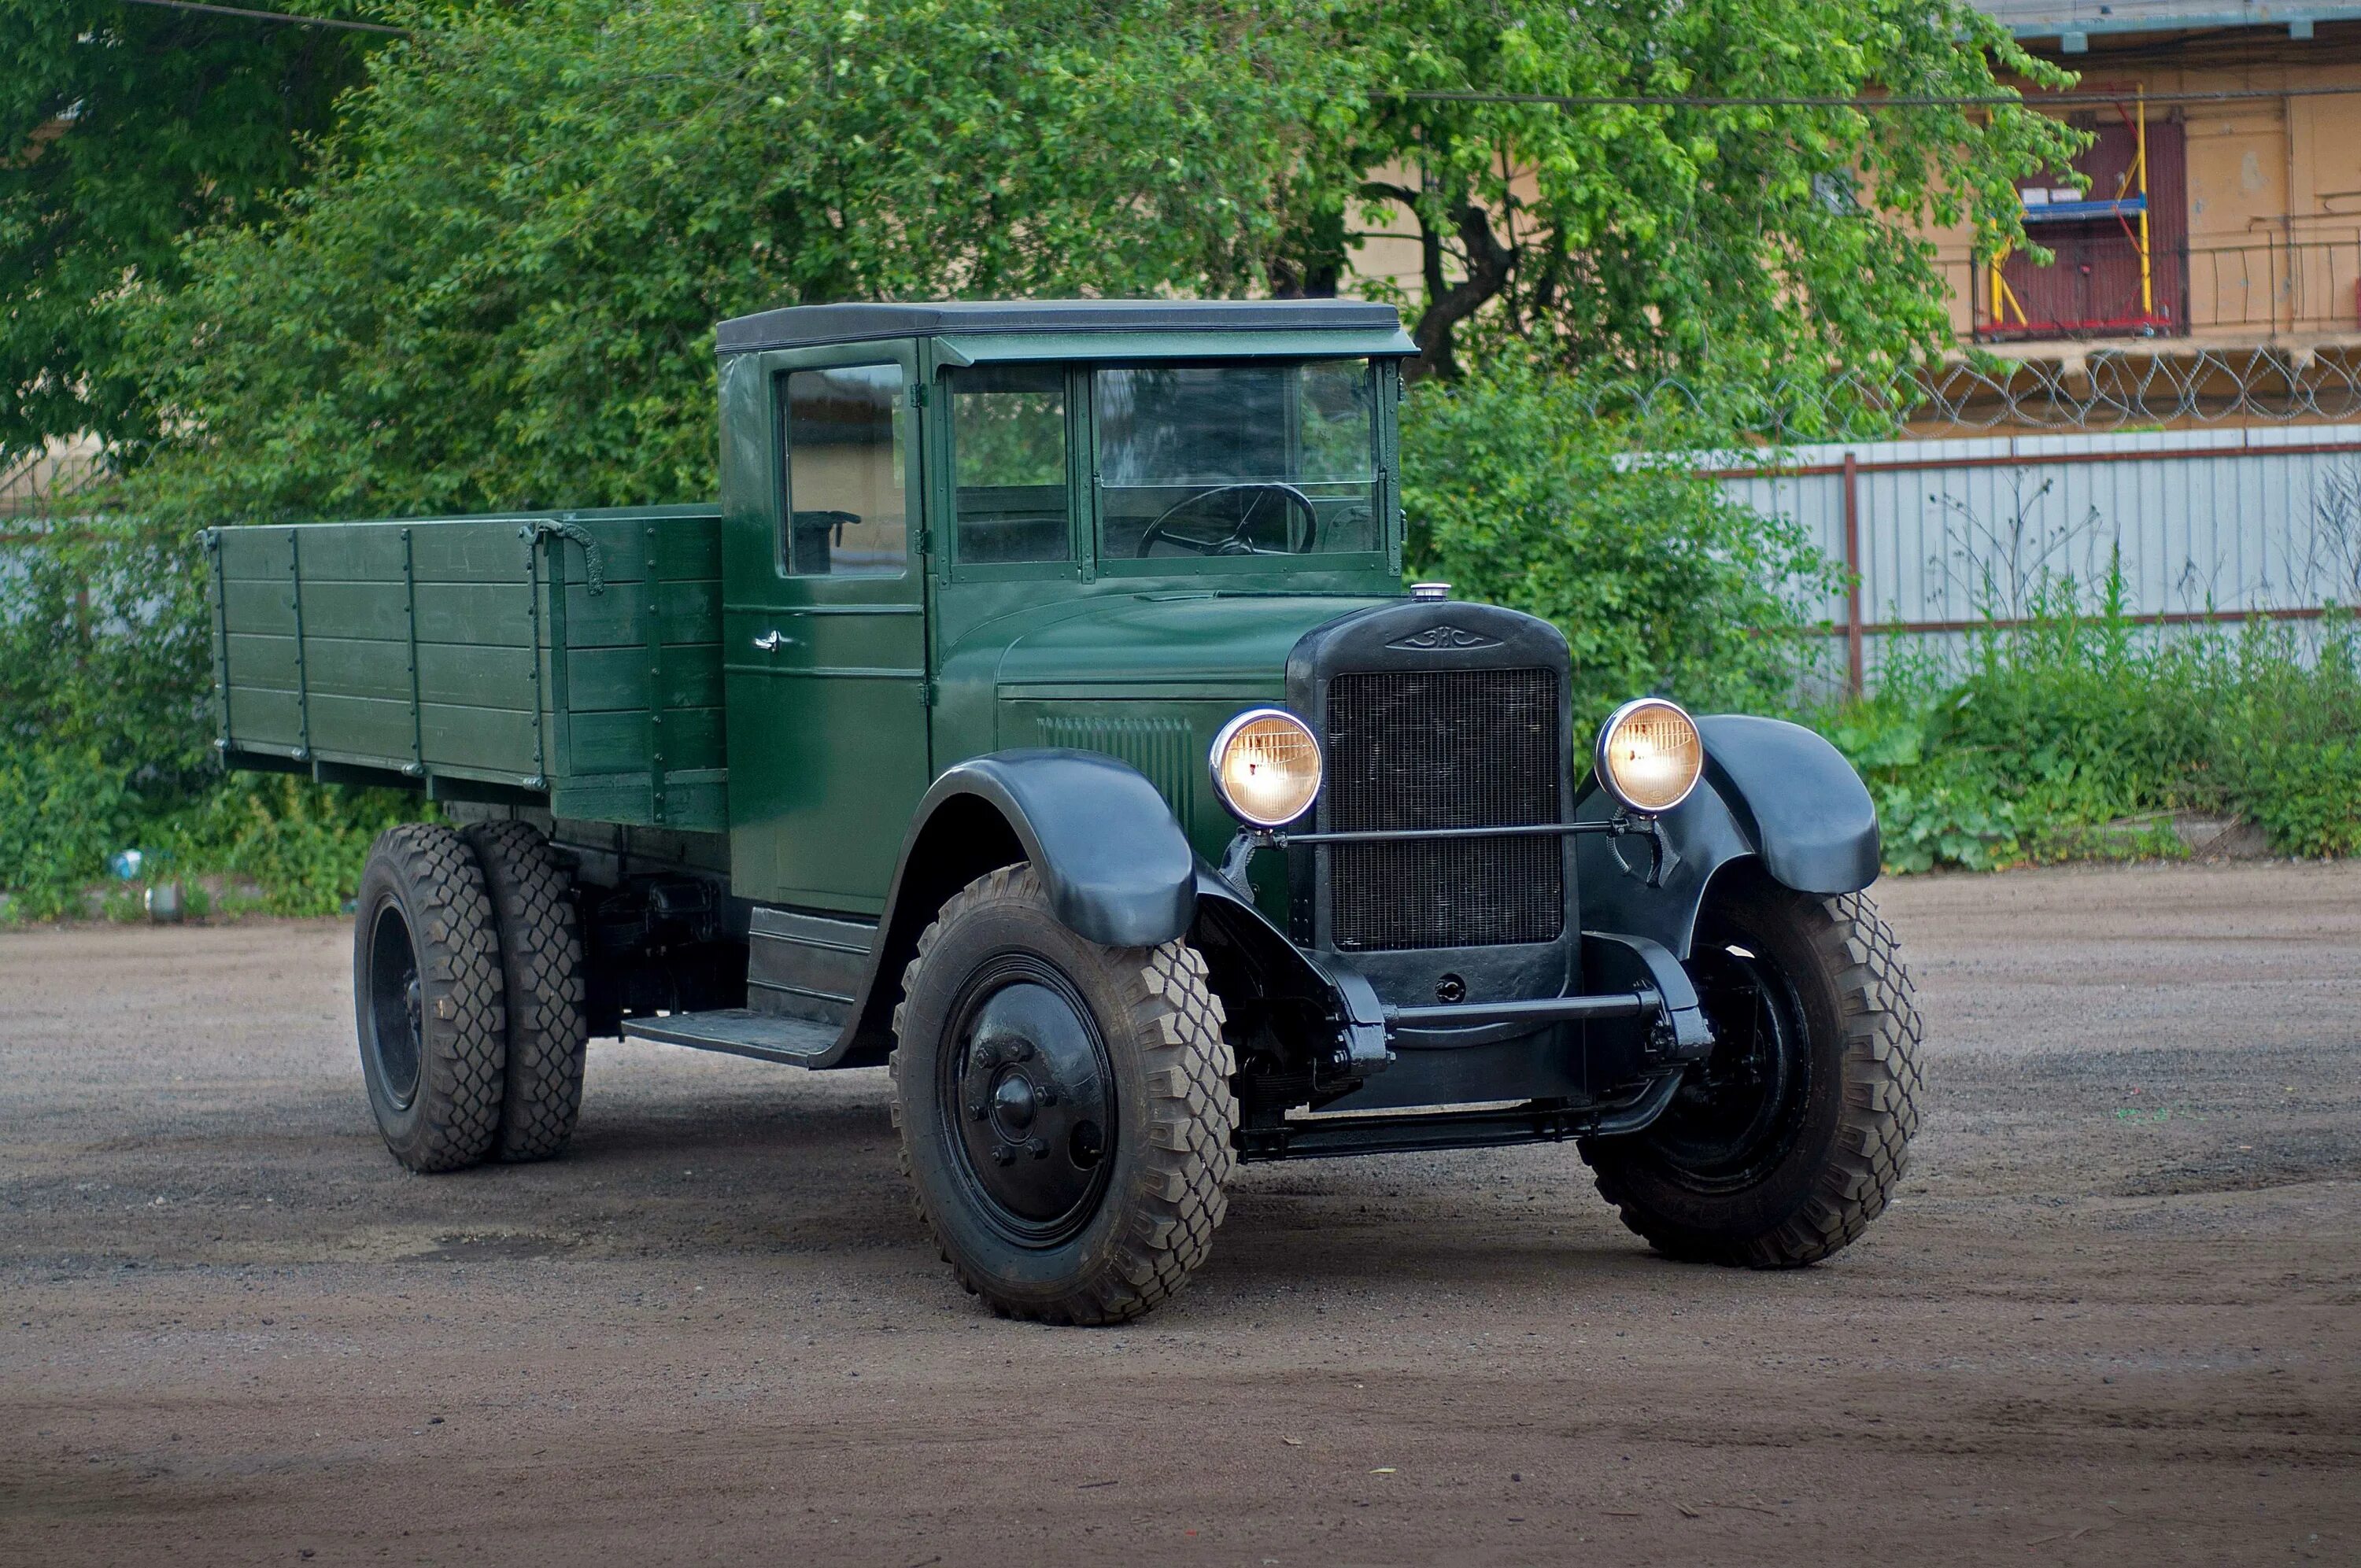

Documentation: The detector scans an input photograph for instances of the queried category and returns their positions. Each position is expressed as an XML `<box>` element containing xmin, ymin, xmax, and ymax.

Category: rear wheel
<box><xmin>1583</xmin><ymin>871</ymin><xmax>1922</xmax><ymax>1266</ymax></box>
<box><xmin>890</xmin><ymin>865</ymin><xmax>1236</xmax><ymax>1324</ymax></box>
<box><xmin>464</xmin><ymin>821</ymin><xmax>589</xmax><ymax>1162</ymax></box>
<box><xmin>353</xmin><ymin>824</ymin><xmax>506</xmax><ymax>1172</ymax></box>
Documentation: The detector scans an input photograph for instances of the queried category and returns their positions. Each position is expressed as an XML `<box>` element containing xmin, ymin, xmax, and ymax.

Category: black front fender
<box><xmin>1578</xmin><ymin>714</ymin><xmax>1879</xmax><ymax>958</ymax></box>
<box><xmin>917</xmin><ymin>751</ymin><xmax>1198</xmax><ymax>946</ymax></box>
<box><xmin>832</xmin><ymin>750</ymin><xmax>1199</xmax><ymax>1064</ymax></box>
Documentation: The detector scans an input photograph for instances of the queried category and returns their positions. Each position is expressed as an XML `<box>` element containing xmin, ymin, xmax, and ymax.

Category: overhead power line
<box><xmin>1401</xmin><ymin>83</ymin><xmax>2361</xmax><ymax>110</ymax></box>
<box><xmin>117</xmin><ymin>0</ymin><xmax>408</xmax><ymax>35</ymax></box>
<box><xmin>94</xmin><ymin>8</ymin><xmax>2361</xmax><ymax>105</ymax></box>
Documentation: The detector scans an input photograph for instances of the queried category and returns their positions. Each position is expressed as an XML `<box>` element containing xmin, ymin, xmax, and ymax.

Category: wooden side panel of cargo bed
<box><xmin>209</xmin><ymin>507</ymin><xmax>726</xmax><ymax>833</ymax></box>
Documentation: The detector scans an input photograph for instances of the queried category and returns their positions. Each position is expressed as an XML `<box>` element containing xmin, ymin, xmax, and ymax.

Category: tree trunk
<box><xmin>1365</xmin><ymin>183</ymin><xmax>1514</xmax><ymax>382</ymax></box>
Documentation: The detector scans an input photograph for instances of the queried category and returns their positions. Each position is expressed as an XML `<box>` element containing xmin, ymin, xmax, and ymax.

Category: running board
<box><xmin>621</xmin><ymin>1009</ymin><xmax>840</xmax><ymax>1066</ymax></box>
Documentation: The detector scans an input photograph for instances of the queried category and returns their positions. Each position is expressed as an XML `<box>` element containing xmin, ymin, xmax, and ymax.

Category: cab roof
<box><xmin>716</xmin><ymin>297</ymin><xmax>1406</xmax><ymax>356</ymax></box>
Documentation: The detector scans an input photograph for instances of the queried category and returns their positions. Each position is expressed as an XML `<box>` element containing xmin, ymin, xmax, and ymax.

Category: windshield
<box><xmin>1096</xmin><ymin>360</ymin><xmax>1381</xmax><ymax>562</ymax></box>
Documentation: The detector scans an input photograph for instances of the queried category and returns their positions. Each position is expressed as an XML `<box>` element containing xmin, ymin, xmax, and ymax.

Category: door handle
<box><xmin>752</xmin><ymin>629</ymin><xmax>794</xmax><ymax>652</ymax></box>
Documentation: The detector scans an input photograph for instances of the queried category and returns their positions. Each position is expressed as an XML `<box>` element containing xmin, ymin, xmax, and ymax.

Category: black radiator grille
<box><xmin>1322</xmin><ymin>666</ymin><xmax>1564</xmax><ymax>951</ymax></box>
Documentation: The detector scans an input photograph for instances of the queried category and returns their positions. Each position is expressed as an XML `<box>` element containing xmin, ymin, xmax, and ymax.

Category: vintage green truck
<box><xmin>208</xmin><ymin>298</ymin><xmax>1921</xmax><ymax>1323</ymax></box>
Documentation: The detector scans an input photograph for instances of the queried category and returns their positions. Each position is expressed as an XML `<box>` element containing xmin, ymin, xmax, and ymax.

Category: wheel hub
<box><xmin>946</xmin><ymin>972</ymin><xmax>1113</xmax><ymax>1240</ymax></box>
<box><xmin>1653</xmin><ymin>939</ymin><xmax>1807</xmax><ymax>1189</ymax></box>
<box><xmin>990</xmin><ymin>1072</ymin><xmax>1039</xmax><ymax>1131</ymax></box>
<box><xmin>366</xmin><ymin>903</ymin><xmax>424</xmax><ymax>1111</ymax></box>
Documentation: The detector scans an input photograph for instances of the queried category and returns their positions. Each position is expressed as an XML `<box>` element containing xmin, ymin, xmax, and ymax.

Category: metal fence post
<box><xmin>1842</xmin><ymin>450</ymin><xmax>1864</xmax><ymax>699</ymax></box>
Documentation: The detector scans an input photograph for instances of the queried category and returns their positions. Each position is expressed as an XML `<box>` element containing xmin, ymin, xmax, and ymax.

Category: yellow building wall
<box><xmin>1947</xmin><ymin>38</ymin><xmax>2361</xmax><ymax>345</ymax></box>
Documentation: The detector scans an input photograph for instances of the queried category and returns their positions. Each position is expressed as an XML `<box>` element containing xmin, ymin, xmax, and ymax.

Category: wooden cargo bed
<box><xmin>207</xmin><ymin>505</ymin><xmax>727</xmax><ymax>833</ymax></box>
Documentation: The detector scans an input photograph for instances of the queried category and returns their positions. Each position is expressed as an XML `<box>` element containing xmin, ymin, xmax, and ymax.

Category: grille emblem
<box><xmin>1385</xmin><ymin>624</ymin><xmax>1502</xmax><ymax>651</ymax></box>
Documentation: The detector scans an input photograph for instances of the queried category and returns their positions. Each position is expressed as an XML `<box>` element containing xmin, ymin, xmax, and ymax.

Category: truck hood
<box><xmin>983</xmin><ymin>591</ymin><xmax>1396</xmax><ymax>694</ymax></box>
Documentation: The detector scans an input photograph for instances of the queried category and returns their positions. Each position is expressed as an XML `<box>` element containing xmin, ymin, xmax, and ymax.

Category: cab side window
<box><xmin>780</xmin><ymin>363</ymin><xmax>907</xmax><ymax>577</ymax></box>
<box><xmin>948</xmin><ymin>363</ymin><xmax>1070</xmax><ymax>566</ymax></box>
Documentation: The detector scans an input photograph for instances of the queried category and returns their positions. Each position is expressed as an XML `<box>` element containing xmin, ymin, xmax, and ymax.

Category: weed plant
<box><xmin>1816</xmin><ymin>565</ymin><xmax>2359</xmax><ymax>870</ymax></box>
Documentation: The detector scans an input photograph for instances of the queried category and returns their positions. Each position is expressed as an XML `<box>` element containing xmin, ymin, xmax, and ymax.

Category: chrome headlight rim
<box><xmin>1208</xmin><ymin>706</ymin><xmax>1324</xmax><ymax>829</ymax></box>
<box><xmin>1593</xmin><ymin>696</ymin><xmax>1705</xmax><ymax>815</ymax></box>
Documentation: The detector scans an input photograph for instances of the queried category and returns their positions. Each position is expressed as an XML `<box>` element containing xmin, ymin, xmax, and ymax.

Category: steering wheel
<box><xmin>1136</xmin><ymin>482</ymin><xmax>1320</xmax><ymax>558</ymax></box>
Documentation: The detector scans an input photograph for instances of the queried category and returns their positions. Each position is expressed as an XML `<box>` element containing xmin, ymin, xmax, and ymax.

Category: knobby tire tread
<box><xmin>888</xmin><ymin>865</ymin><xmax>1236</xmax><ymax>1325</ymax></box>
<box><xmin>464</xmin><ymin>820</ymin><xmax>589</xmax><ymax>1162</ymax></box>
<box><xmin>365</xmin><ymin>823</ymin><xmax>506</xmax><ymax>1173</ymax></box>
<box><xmin>1592</xmin><ymin>888</ymin><xmax>1923</xmax><ymax>1267</ymax></box>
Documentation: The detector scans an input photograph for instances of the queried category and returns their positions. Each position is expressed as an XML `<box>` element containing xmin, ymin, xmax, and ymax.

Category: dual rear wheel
<box><xmin>353</xmin><ymin>821</ymin><xmax>588</xmax><ymax>1172</ymax></box>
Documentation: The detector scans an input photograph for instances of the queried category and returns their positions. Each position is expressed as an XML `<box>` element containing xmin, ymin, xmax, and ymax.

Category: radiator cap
<box><xmin>1409</xmin><ymin>581</ymin><xmax>1451</xmax><ymax>602</ymax></box>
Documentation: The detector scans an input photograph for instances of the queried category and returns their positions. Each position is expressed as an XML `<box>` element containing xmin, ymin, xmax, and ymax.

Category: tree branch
<box><xmin>1406</xmin><ymin>196</ymin><xmax>1513</xmax><ymax>382</ymax></box>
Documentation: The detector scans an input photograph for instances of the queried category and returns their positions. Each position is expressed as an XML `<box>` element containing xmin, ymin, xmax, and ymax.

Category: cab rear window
<box><xmin>948</xmin><ymin>363</ymin><xmax>1070</xmax><ymax>566</ymax></box>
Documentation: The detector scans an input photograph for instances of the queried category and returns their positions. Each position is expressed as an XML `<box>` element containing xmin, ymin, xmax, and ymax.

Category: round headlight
<box><xmin>1209</xmin><ymin>708</ymin><xmax>1322</xmax><ymax>828</ymax></box>
<box><xmin>1594</xmin><ymin>698</ymin><xmax>1703</xmax><ymax>814</ymax></box>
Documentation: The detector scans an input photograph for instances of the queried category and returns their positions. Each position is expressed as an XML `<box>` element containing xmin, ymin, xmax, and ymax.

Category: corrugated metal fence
<box><xmin>1704</xmin><ymin>422</ymin><xmax>2361</xmax><ymax>692</ymax></box>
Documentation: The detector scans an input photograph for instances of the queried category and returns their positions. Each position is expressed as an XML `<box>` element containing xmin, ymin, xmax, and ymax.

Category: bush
<box><xmin>0</xmin><ymin>509</ymin><xmax>421</xmax><ymax>918</ymax></box>
<box><xmin>1401</xmin><ymin>359</ymin><xmax>1839</xmax><ymax>726</ymax></box>
<box><xmin>1812</xmin><ymin>581</ymin><xmax>2361</xmax><ymax>870</ymax></box>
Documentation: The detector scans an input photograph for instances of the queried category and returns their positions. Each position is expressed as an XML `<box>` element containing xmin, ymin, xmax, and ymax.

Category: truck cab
<box><xmin>219</xmin><ymin>298</ymin><xmax>1923</xmax><ymax>1324</ymax></box>
<box><xmin>713</xmin><ymin>299</ymin><xmax>1413</xmax><ymax>913</ymax></box>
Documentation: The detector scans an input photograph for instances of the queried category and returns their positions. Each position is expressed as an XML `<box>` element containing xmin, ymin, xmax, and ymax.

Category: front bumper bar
<box><xmin>1236</xmin><ymin>1073</ymin><xmax>1684</xmax><ymax>1161</ymax></box>
<box><xmin>1320</xmin><ymin>930</ymin><xmax>1714</xmax><ymax>1064</ymax></box>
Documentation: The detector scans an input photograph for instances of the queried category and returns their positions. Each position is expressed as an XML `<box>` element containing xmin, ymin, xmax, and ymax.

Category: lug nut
<box><xmin>966</xmin><ymin>1101</ymin><xmax>988</xmax><ymax>1122</ymax></box>
<box><xmin>1036</xmin><ymin>1083</ymin><xmax>1057</xmax><ymax>1107</ymax></box>
<box><xmin>1026</xmin><ymin>1137</ymin><xmax>1050</xmax><ymax>1160</ymax></box>
<box><xmin>992</xmin><ymin>1143</ymin><xmax>1018</xmax><ymax>1167</ymax></box>
<box><xmin>1011</xmin><ymin>1040</ymin><xmax>1035</xmax><ymax>1062</ymax></box>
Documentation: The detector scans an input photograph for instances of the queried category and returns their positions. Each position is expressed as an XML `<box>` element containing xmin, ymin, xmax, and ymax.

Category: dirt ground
<box><xmin>2</xmin><ymin>861</ymin><xmax>2356</xmax><ymax>1566</ymax></box>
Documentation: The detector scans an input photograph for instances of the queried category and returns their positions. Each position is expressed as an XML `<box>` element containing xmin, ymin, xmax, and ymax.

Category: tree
<box><xmin>121</xmin><ymin>0</ymin><xmax>1352</xmax><ymax>522</ymax></box>
<box><xmin>1400</xmin><ymin>357</ymin><xmax>1841</xmax><ymax>714</ymax></box>
<box><xmin>117</xmin><ymin>0</ymin><xmax>2086</xmax><ymax>520</ymax></box>
<box><xmin>0</xmin><ymin>0</ymin><xmax>387</xmax><ymax>468</ymax></box>
<box><xmin>1306</xmin><ymin>0</ymin><xmax>2081</xmax><ymax>387</ymax></box>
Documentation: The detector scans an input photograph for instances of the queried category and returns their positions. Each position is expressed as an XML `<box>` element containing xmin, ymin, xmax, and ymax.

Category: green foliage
<box><xmin>2237</xmin><ymin>740</ymin><xmax>2361</xmax><ymax>858</ymax></box>
<box><xmin>0</xmin><ymin>511</ymin><xmax>210</xmax><ymax>780</ymax></box>
<box><xmin>0</xmin><ymin>758</ymin><xmax>417</xmax><ymax>921</ymax></box>
<box><xmin>0</xmin><ymin>508</ymin><xmax>418</xmax><ymax>918</ymax></box>
<box><xmin>1314</xmin><ymin>0</ymin><xmax>2082</xmax><ymax>384</ymax></box>
<box><xmin>1813</xmin><ymin>596</ymin><xmax>2361</xmax><ymax>871</ymax></box>
<box><xmin>0</xmin><ymin>0</ymin><xmax>379</xmax><ymax>464</ymax></box>
<box><xmin>171</xmin><ymin>771</ymin><xmax>423</xmax><ymax>916</ymax></box>
<box><xmin>120</xmin><ymin>0</ymin><xmax>1351</xmax><ymax>525</ymax></box>
<box><xmin>1401</xmin><ymin>359</ymin><xmax>1838</xmax><ymax>723</ymax></box>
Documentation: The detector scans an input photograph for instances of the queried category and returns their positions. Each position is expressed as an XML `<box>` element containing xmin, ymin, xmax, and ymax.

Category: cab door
<box><xmin>720</xmin><ymin>341</ymin><xmax>931</xmax><ymax>914</ymax></box>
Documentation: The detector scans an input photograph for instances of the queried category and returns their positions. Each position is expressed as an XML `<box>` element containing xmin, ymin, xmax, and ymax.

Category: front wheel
<box><xmin>890</xmin><ymin>865</ymin><xmax>1236</xmax><ymax>1324</ymax></box>
<box><xmin>1582</xmin><ymin>871</ymin><xmax>1923</xmax><ymax>1267</ymax></box>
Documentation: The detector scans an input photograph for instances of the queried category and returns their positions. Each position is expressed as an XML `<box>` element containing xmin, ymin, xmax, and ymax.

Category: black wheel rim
<box><xmin>935</xmin><ymin>954</ymin><xmax>1116</xmax><ymax>1249</ymax></box>
<box><xmin>366</xmin><ymin>902</ymin><xmax>424</xmax><ymax>1111</ymax></box>
<box><xmin>1649</xmin><ymin>939</ymin><xmax>1812</xmax><ymax>1191</ymax></box>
